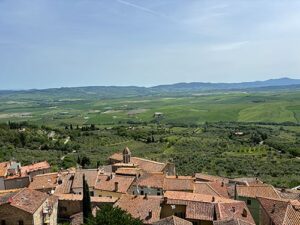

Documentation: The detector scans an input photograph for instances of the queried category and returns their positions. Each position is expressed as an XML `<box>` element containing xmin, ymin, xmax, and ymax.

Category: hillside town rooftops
<box><xmin>194</xmin><ymin>182</ymin><xmax>229</xmax><ymax>198</ymax></box>
<box><xmin>21</xmin><ymin>161</ymin><xmax>50</xmax><ymax>175</ymax></box>
<box><xmin>258</xmin><ymin>197</ymin><xmax>300</xmax><ymax>225</ymax></box>
<box><xmin>195</xmin><ymin>173</ymin><xmax>229</xmax><ymax>183</ymax></box>
<box><xmin>72</xmin><ymin>169</ymin><xmax>99</xmax><ymax>189</ymax></box>
<box><xmin>109</xmin><ymin>152</ymin><xmax>168</xmax><ymax>173</ymax></box>
<box><xmin>95</xmin><ymin>174</ymin><xmax>135</xmax><ymax>193</ymax></box>
<box><xmin>213</xmin><ymin>218</ymin><xmax>255</xmax><ymax>225</ymax></box>
<box><xmin>1</xmin><ymin>188</ymin><xmax>49</xmax><ymax>214</ymax></box>
<box><xmin>56</xmin><ymin>193</ymin><xmax>118</xmax><ymax>203</ymax></box>
<box><xmin>115</xmin><ymin>194</ymin><xmax>162</xmax><ymax>224</ymax></box>
<box><xmin>28</xmin><ymin>172</ymin><xmax>58</xmax><ymax>190</ymax></box>
<box><xmin>237</xmin><ymin>185</ymin><xmax>281</xmax><ymax>199</ymax></box>
<box><xmin>152</xmin><ymin>216</ymin><xmax>192</xmax><ymax>225</ymax></box>
<box><xmin>163</xmin><ymin>176</ymin><xmax>194</xmax><ymax>192</ymax></box>
<box><xmin>137</xmin><ymin>172</ymin><xmax>165</xmax><ymax>189</ymax></box>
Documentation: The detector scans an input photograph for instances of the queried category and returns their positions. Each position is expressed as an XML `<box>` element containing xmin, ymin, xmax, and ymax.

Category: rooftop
<box><xmin>152</xmin><ymin>216</ymin><xmax>192</xmax><ymax>225</ymax></box>
<box><xmin>21</xmin><ymin>161</ymin><xmax>50</xmax><ymax>175</ymax></box>
<box><xmin>115</xmin><ymin>194</ymin><xmax>162</xmax><ymax>224</ymax></box>
<box><xmin>237</xmin><ymin>185</ymin><xmax>281</xmax><ymax>199</ymax></box>
<box><xmin>95</xmin><ymin>174</ymin><xmax>135</xmax><ymax>193</ymax></box>
<box><xmin>28</xmin><ymin>172</ymin><xmax>58</xmax><ymax>190</ymax></box>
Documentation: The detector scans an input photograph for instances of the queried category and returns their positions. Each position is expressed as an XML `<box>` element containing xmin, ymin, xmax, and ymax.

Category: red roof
<box><xmin>21</xmin><ymin>161</ymin><xmax>50</xmax><ymax>175</ymax></box>
<box><xmin>115</xmin><ymin>195</ymin><xmax>162</xmax><ymax>224</ymax></box>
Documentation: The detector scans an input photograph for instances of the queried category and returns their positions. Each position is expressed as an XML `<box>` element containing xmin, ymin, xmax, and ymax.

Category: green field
<box><xmin>1</xmin><ymin>91</ymin><xmax>300</xmax><ymax>126</ymax></box>
<box><xmin>0</xmin><ymin>89</ymin><xmax>299</xmax><ymax>188</ymax></box>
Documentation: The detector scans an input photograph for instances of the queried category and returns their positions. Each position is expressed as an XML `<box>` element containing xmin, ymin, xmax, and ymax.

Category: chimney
<box><xmin>221</xmin><ymin>182</ymin><xmax>224</xmax><ymax>187</ymax></box>
<box><xmin>212</xmin><ymin>196</ymin><xmax>215</xmax><ymax>202</ymax></box>
<box><xmin>242</xmin><ymin>208</ymin><xmax>248</xmax><ymax>217</ymax></box>
<box><xmin>144</xmin><ymin>193</ymin><xmax>148</xmax><ymax>200</ymax></box>
<box><xmin>232</xmin><ymin>207</ymin><xmax>236</xmax><ymax>213</ymax></box>
<box><xmin>114</xmin><ymin>182</ymin><xmax>119</xmax><ymax>192</ymax></box>
<box><xmin>176</xmin><ymin>174</ymin><xmax>178</xmax><ymax>178</ymax></box>
<box><xmin>148</xmin><ymin>210</ymin><xmax>152</xmax><ymax>219</ymax></box>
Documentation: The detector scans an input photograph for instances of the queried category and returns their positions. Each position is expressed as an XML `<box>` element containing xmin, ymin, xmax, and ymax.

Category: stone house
<box><xmin>0</xmin><ymin>188</ymin><xmax>58</xmax><ymax>225</ymax></box>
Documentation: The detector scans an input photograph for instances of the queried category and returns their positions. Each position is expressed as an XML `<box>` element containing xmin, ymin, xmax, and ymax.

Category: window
<box><xmin>90</xmin><ymin>191</ymin><xmax>94</xmax><ymax>196</ymax></box>
<box><xmin>157</xmin><ymin>191</ymin><xmax>161</xmax><ymax>196</ymax></box>
<box><xmin>247</xmin><ymin>199</ymin><xmax>251</xmax><ymax>205</ymax></box>
<box><xmin>141</xmin><ymin>190</ymin><xmax>144</xmax><ymax>195</ymax></box>
<box><xmin>1</xmin><ymin>220</ymin><xmax>6</xmax><ymax>225</ymax></box>
<box><xmin>19</xmin><ymin>220</ymin><xmax>24</xmax><ymax>225</ymax></box>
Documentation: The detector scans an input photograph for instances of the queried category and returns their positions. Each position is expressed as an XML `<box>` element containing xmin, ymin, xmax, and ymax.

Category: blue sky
<box><xmin>0</xmin><ymin>0</ymin><xmax>300</xmax><ymax>89</ymax></box>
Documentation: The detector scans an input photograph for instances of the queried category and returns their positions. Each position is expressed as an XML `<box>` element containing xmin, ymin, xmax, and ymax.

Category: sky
<box><xmin>0</xmin><ymin>0</ymin><xmax>300</xmax><ymax>89</ymax></box>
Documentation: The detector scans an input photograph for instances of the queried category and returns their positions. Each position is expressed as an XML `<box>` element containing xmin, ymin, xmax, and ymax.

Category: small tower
<box><xmin>123</xmin><ymin>147</ymin><xmax>131</xmax><ymax>164</ymax></box>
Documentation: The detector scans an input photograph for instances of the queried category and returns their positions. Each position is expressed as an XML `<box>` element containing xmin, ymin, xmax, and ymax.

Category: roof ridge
<box><xmin>207</xmin><ymin>183</ymin><xmax>222</xmax><ymax>197</ymax></box>
<box><xmin>132</xmin><ymin>157</ymin><xmax>165</xmax><ymax>165</ymax></box>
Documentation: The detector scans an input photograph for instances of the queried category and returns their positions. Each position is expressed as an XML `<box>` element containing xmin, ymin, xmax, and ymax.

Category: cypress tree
<box><xmin>83</xmin><ymin>174</ymin><xmax>92</xmax><ymax>223</ymax></box>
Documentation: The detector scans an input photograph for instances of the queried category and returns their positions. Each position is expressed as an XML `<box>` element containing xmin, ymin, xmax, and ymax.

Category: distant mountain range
<box><xmin>1</xmin><ymin>78</ymin><xmax>300</xmax><ymax>99</ymax></box>
<box><xmin>151</xmin><ymin>77</ymin><xmax>300</xmax><ymax>91</ymax></box>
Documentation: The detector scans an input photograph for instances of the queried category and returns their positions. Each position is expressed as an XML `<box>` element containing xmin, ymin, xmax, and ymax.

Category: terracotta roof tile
<box><xmin>283</xmin><ymin>201</ymin><xmax>300</xmax><ymax>225</ymax></box>
<box><xmin>54</xmin><ymin>172</ymin><xmax>75</xmax><ymax>194</ymax></box>
<box><xmin>163</xmin><ymin>176</ymin><xmax>194</xmax><ymax>191</ymax></box>
<box><xmin>258</xmin><ymin>197</ymin><xmax>289</xmax><ymax>225</ymax></box>
<box><xmin>217</xmin><ymin>202</ymin><xmax>255</xmax><ymax>224</ymax></box>
<box><xmin>186</xmin><ymin>201</ymin><xmax>215</xmax><ymax>220</ymax></box>
<box><xmin>237</xmin><ymin>185</ymin><xmax>280</xmax><ymax>199</ymax></box>
<box><xmin>109</xmin><ymin>153</ymin><xmax>167</xmax><ymax>173</ymax></box>
<box><xmin>57</xmin><ymin>193</ymin><xmax>117</xmax><ymax>203</ymax></box>
<box><xmin>115</xmin><ymin>167</ymin><xmax>141</xmax><ymax>176</ymax></box>
<box><xmin>72</xmin><ymin>169</ymin><xmax>99</xmax><ymax>189</ymax></box>
<box><xmin>9</xmin><ymin>188</ymin><xmax>48</xmax><ymax>214</ymax></box>
<box><xmin>95</xmin><ymin>174</ymin><xmax>135</xmax><ymax>193</ymax></box>
<box><xmin>20</xmin><ymin>161</ymin><xmax>50</xmax><ymax>175</ymax></box>
<box><xmin>28</xmin><ymin>173</ymin><xmax>58</xmax><ymax>190</ymax></box>
<box><xmin>165</xmin><ymin>191</ymin><xmax>235</xmax><ymax>204</ymax></box>
<box><xmin>213</xmin><ymin>218</ymin><xmax>255</xmax><ymax>225</ymax></box>
<box><xmin>152</xmin><ymin>216</ymin><xmax>192</xmax><ymax>225</ymax></box>
<box><xmin>194</xmin><ymin>182</ymin><xmax>229</xmax><ymax>198</ymax></box>
<box><xmin>137</xmin><ymin>173</ymin><xmax>165</xmax><ymax>189</ymax></box>
<box><xmin>195</xmin><ymin>173</ymin><xmax>228</xmax><ymax>183</ymax></box>
<box><xmin>131</xmin><ymin>157</ymin><xmax>166</xmax><ymax>173</ymax></box>
<box><xmin>115</xmin><ymin>195</ymin><xmax>162</xmax><ymax>224</ymax></box>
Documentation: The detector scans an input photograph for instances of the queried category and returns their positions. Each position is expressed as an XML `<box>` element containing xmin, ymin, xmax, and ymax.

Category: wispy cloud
<box><xmin>116</xmin><ymin>0</ymin><xmax>169</xmax><ymax>18</ymax></box>
<box><xmin>210</xmin><ymin>41</ymin><xmax>249</xmax><ymax>51</ymax></box>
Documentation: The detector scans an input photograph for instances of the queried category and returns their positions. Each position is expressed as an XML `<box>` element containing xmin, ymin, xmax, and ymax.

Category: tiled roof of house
<box><xmin>165</xmin><ymin>191</ymin><xmax>235</xmax><ymax>205</ymax></box>
<box><xmin>185</xmin><ymin>201</ymin><xmax>215</xmax><ymax>221</ymax></box>
<box><xmin>115</xmin><ymin>167</ymin><xmax>141</xmax><ymax>176</ymax></box>
<box><xmin>164</xmin><ymin>191</ymin><xmax>254</xmax><ymax>223</ymax></box>
<box><xmin>163</xmin><ymin>176</ymin><xmax>194</xmax><ymax>191</ymax></box>
<box><xmin>109</xmin><ymin>153</ymin><xmax>123</xmax><ymax>161</ymax></box>
<box><xmin>72</xmin><ymin>169</ymin><xmax>99</xmax><ymax>189</ymax></box>
<box><xmin>115</xmin><ymin>195</ymin><xmax>162</xmax><ymax>224</ymax></box>
<box><xmin>54</xmin><ymin>172</ymin><xmax>75</xmax><ymax>194</ymax></box>
<box><xmin>217</xmin><ymin>202</ymin><xmax>255</xmax><ymax>224</ymax></box>
<box><xmin>195</xmin><ymin>173</ymin><xmax>228</xmax><ymax>183</ymax></box>
<box><xmin>109</xmin><ymin>153</ymin><xmax>167</xmax><ymax>173</ymax></box>
<box><xmin>276</xmin><ymin>188</ymin><xmax>300</xmax><ymax>200</ymax></box>
<box><xmin>194</xmin><ymin>182</ymin><xmax>229</xmax><ymax>198</ymax></box>
<box><xmin>258</xmin><ymin>197</ymin><xmax>300</xmax><ymax>225</ymax></box>
<box><xmin>131</xmin><ymin>157</ymin><xmax>166</xmax><ymax>173</ymax></box>
<box><xmin>21</xmin><ymin>161</ymin><xmax>50</xmax><ymax>175</ymax></box>
<box><xmin>28</xmin><ymin>172</ymin><xmax>58</xmax><ymax>190</ymax></box>
<box><xmin>57</xmin><ymin>193</ymin><xmax>118</xmax><ymax>203</ymax></box>
<box><xmin>283</xmin><ymin>201</ymin><xmax>300</xmax><ymax>225</ymax></box>
<box><xmin>7</xmin><ymin>188</ymin><xmax>48</xmax><ymax>214</ymax></box>
<box><xmin>258</xmin><ymin>197</ymin><xmax>289</xmax><ymax>225</ymax></box>
<box><xmin>136</xmin><ymin>173</ymin><xmax>165</xmax><ymax>189</ymax></box>
<box><xmin>95</xmin><ymin>174</ymin><xmax>135</xmax><ymax>193</ymax></box>
<box><xmin>0</xmin><ymin>162</ymin><xmax>9</xmax><ymax>177</ymax></box>
<box><xmin>231</xmin><ymin>177</ymin><xmax>263</xmax><ymax>186</ymax></box>
<box><xmin>237</xmin><ymin>185</ymin><xmax>281</xmax><ymax>199</ymax></box>
<box><xmin>152</xmin><ymin>216</ymin><xmax>192</xmax><ymax>225</ymax></box>
<box><xmin>213</xmin><ymin>218</ymin><xmax>255</xmax><ymax>225</ymax></box>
